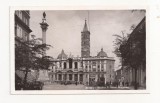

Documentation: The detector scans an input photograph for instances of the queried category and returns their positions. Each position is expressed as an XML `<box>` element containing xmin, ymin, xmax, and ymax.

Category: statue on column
<box><xmin>43</xmin><ymin>12</ymin><xmax>46</xmax><ymax>18</ymax></box>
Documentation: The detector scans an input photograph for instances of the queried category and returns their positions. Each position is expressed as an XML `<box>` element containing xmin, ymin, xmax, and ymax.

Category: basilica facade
<box><xmin>48</xmin><ymin>20</ymin><xmax>115</xmax><ymax>85</ymax></box>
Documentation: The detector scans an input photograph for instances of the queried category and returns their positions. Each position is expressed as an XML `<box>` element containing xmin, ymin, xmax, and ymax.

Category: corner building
<box><xmin>48</xmin><ymin>20</ymin><xmax>115</xmax><ymax>85</ymax></box>
<box><xmin>15</xmin><ymin>10</ymin><xmax>32</xmax><ymax>43</ymax></box>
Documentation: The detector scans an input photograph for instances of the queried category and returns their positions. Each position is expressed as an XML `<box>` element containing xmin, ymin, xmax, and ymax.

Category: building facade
<box><xmin>15</xmin><ymin>10</ymin><xmax>32</xmax><ymax>42</ymax></box>
<box><xmin>15</xmin><ymin>10</ymin><xmax>37</xmax><ymax>89</ymax></box>
<box><xmin>48</xmin><ymin>49</ymin><xmax>115</xmax><ymax>85</ymax></box>
<box><xmin>115</xmin><ymin>17</ymin><xmax>146</xmax><ymax>88</ymax></box>
<box><xmin>126</xmin><ymin>17</ymin><xmax>146</xmax><ymax>88</ymax></box>
<box><xmin>48</xmin><ymin>20</ymin><xmax>115</xmax><ymax>85</ymax></box>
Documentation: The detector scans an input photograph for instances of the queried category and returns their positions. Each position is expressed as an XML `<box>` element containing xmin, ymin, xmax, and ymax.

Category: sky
<box><xmin>29</xmin><ymin>10</ymin><xmax>145</xmax><ymax>70</ymax></box>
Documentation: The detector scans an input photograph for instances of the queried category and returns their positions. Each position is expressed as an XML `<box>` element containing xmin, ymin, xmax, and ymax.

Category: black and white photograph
<box><xmin>14</xmin><ymin>9</ymin><xmax>146</xmax><ymax>92</ymax></box>
<box><xmin>1</xmin><ymin>0</ymin><xmax>160</xmax><ymax>102</ymax></box>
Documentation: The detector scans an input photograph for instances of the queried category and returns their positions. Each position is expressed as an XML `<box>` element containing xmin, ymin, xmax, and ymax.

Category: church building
<box><xmin>48</xmin><ymin>20</ymin><xmax>115</xmax><ymax>86</ymax></box>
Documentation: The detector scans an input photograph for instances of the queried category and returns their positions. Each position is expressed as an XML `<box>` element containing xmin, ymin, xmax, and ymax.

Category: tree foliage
<box><xmin>15</xmin><ymin>36</ymin><xmax>53</xmax><ymax>84</ymax></box>
<box><xmin>113</xmin><ymin>15</ymin><xmax>146</xmax><ymax>89</ymax></box>
<box><xmin>114</xmin><ymin>23</ymin><xmax>145</xmax><ymax>66</ymax></box>
<box><xmin>113</xmin><ymin>31</ymin><xmax>129</xmax><ymax>60</ymax></box>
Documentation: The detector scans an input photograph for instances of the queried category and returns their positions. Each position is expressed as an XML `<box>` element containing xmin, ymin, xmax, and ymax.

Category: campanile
<box><xmin>81</xmin><ymin>19</ymin><xmax>90</xmax><ymax>58</ymax></box>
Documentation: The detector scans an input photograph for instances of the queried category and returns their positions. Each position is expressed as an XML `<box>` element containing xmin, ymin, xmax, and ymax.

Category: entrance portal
<box><xmin>69</xmin><ymin>74</ymin><xmax>72</xmax><ymax>81</ymax></box>
<box><xmin>89</xmin><ymin>78</ymin><xmax>95</xmax><ymax>86</ymax></box>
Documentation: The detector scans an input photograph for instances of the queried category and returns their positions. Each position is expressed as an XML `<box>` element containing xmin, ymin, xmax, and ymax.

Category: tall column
<box><xmin>55</xmin><ymin>74</ymin><xmax>57</xmax><ymax>81</ymax></box>
<box><xmin>100</xmin><ymin>61</ymin><xmax>101</xmax><ymax>72</ymax></box>
<box><xmin>53</xmin><ymin>74</ymin><xmax>55</xmax><ymax>82</ymax></box>
<box><xmin>104</xmin><ymin>61</ymin><xmax>106</xmax><ymax>72</ymax></box>
<box><xmin>78</xmin><ymin>74</ymin><xmax>80</xmax><ymax>82</ymax></box>
<box><xmin>139</xmin><ymin>68</ymin><xmax>141</xmax><ymax>85</ymax></box>
<box><xmin>67</xmin><ymin>62</ymin><xmax>69</xmax><ymax>69</ymax></box>
<box><xmin>67</xmin><ymin>74</ymin><xmax>69</xmax><ymax>81</ymax></box>
<box><xmin>88</xmin><ymin>73</ymin><xmax>89</xmax><ymax>85</ymax></box>
<box><xmin>139</xmin><ymin>68</ymin><xmax>141</xmax><ymax>86</ymax></box>
<box><xmin>77</xmin><ymin>62</ymin><xmax>79</xmax><ymax>71</ymax></box>
<box><xmin>62</xmin><ymin>62</ymin><xmax>64</xmax><ymax>69</ymax></box>
<box><xmin>95</xmin><ymin>74</ymin><xmax>98</xmax><ymax>82</ymax></box>
<box><xmin>39</xmin><ymin>12</ymin><xmax>49</xmax><ymax>82</ymax></box>
<box><xmin>53</xmin><ymin>65</ymin><xmax>55</xmax><ymax>72</ymax></box>
<box><xmin>141</xmin><ymin>68</ymin><xmax>143</xmax><ymax>86</ymax></box>
<box><xmin>40</xmin><ymin>12</ymin><xmax>49</xmax><ymax>45</ymax></box>
<box><xmin>105</xmin><ymin>74</ymin><xmax>107</xmax><ymax>84</ymax></box>
<box><xmin>95</xmin><ymin>61</ymin><xmax>97</xmax><ymax>72</ymax></box>
<box><xmin>88</xmin><ymin>61</ymin><xmax>90</xmax><ymax>71</ymax></box>
<box><xmin>83</xmin><ymin>74</ymin><xmax>86</xmax><ymax>84</ymax></box>
<box><xmin>57</xmin><ymin>74</ymin><xmax>58</xmax><ymax>81</ymax></box>
<box><xmin>72</xmin><ymin>62</ymin><xmax>74</xmax><ymax>71</ymax></box>
<box><xmin>72</xmin><ymin>74</ymin><xmax>74</xmax><ymax>81</ymax></box>
<box><xmin>137</xmin><ymin>69</ymin><xmax>139</xmax><ymax>85</ymax></box>
<box><xmin>62</xmin><ymin>74</ymin><xmax>64</xmax><ymax>81</ymax></box>
<box><xmin>83</xmin><ymin>62</ymin><xmax>85</xmax><ymax>71</ymax></box>
<box><xmin>57</xmin><ymin>62</ymin><xmax>59</xmax><ymax>68</ymax></box>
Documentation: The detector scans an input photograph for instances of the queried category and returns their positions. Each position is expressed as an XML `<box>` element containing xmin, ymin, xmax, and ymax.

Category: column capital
<box><xmin>40</xmin><ymin>23</ymin><xmax>48</xmax><ymax>31</ymax></box>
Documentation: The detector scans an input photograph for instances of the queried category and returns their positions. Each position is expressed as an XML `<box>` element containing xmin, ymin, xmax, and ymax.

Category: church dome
<box><xmin>97</xmin><ymin>48</ymin><xmax>108</xmax><ymax>57</ymax></box>
<box><xmin>57</xmin><ymin>49</ymin><xmax>68</xmax><ymax>59</ymax></box>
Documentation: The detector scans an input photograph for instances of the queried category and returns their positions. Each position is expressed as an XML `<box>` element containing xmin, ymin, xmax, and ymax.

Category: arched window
<box><xmin>69</xmin><ymin>74</ymin><xmax>72</xmax><ymax>80</ymax></box>
<box><xmin>58</xmin><ymin>74</ymin><xmax>62</xmax><ymax>80</ymax></box>
<box><xmin>86</xmin><ymin>65</ymin><xmax>88</xmax><ymax>69</ymax></box>
<box><xmin>69</xmin><ymin>58</ymin><xmax>72</xmax><ymax>69</ymax></box>
<box><xmin>64</xmin><ymin>62</ymin><xmax>66</xmax><ymax>69</ymax></box>
<box><xmin>74</xmin><ymin>62</ymin><xmax>78</xmax><ymax>69</ymax></box>
<box><xmin>101</xmin><ymin>64</ymin><xmax>104</xmax><ymax>71</ymax></box>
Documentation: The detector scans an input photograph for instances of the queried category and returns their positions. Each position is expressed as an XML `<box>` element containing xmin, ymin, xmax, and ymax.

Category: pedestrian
<box><xmin>106</xmin><ymin>82</ymin><xmax>109</xmax><ymax>88</ymax></box>
<box><xmin>76</xmin><ymin>81</ymin><xmax>77</xmax><ymax>86</ymax></box>
<box><xmin>122</xmin><ymin>81</ymin><xmax>124</xmax><ymax>87</ymax></box>
<box><xmin>116</xmin><ymin>81</ymin><xmax>118</xmax><ymax>88</ymax></box>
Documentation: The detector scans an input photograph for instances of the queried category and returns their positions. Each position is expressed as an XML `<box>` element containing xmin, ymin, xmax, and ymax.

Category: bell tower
<box><xmin>81</xmin><ymin>19</ymin><xmax>90</xmax><ymax>58</ymax></box>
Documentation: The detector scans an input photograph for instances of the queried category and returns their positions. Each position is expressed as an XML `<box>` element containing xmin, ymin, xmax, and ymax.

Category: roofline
<box><xmin>50</xmin><ymin>57</ymin><xmax>115</xmax><ymax>62</ymax></box>
<box><xmin>128</xmin><ymin>16</ymin><xmax>145</xmax><ymax>41</ymax></box>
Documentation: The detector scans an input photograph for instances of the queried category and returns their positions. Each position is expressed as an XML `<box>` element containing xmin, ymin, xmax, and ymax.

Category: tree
<box><xmin>113</xmin><ymin>17</ymin><xmax>146</xmax><ymax>89</ymax></box>
<box><xmin>113</xmin><ymin>30</ymin><xmax>130</xmax><ymax>67</ymax></box>
<box><xmin>15</xmin><ymin>36</ymin><xmax>53</xmax><ymax>88</ymax></box>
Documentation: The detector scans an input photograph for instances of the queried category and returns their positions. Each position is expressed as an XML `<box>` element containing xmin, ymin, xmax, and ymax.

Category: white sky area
<box><xmin>30</xmin><ymin>10</ymin><xmax>145</xmax><ymax>70</ymax></box>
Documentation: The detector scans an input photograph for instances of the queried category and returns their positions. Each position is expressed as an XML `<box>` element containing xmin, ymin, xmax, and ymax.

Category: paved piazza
<box><xmin>42</xmin><ymin>83</ymin><xmax>131</xmax><ymax>90</ymax></box>
<box><xmin>42</xmin><ymin>83</ymin><xmax>86</xmax><ymax>90</ymax></box>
